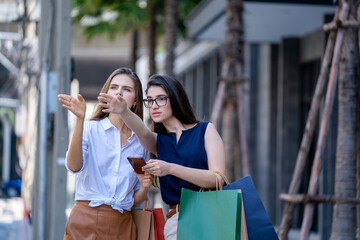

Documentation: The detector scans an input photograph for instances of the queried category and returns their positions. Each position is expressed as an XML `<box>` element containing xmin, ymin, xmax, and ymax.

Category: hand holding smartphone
<box><xmin>127</xmin><ymin>157</ymin><xmax>146</xmax><ymax>174</ymax></box>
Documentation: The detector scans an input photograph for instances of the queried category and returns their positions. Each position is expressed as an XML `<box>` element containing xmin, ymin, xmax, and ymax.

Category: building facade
<box><xmin>173</xmin><ymin>1</ymin><xmax>336</xmax><ymax>239</ymax></box>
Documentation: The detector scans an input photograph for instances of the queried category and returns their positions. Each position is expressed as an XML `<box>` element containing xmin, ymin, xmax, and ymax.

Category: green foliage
<box><xmin>150</xmin><ymin>0</ymin><xmax>202</xmax><ymax>38</ymax></box>
<box><xmin>72</xmin><ymin>0</ymin><xmax>202</xmax><ymax>41</ymax></box>
<box><xmin>73</xmin><ymin>0</ymin><xmax>147</xmax><ymax>41</ymax></box>
<box><xmin>178</xmin><ymin>0</ymin><xmax>202</xmax><ymax>37</ymax></box>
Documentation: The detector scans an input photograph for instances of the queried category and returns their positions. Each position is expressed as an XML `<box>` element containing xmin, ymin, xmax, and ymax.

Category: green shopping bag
<box><xmin>177</xmin><ymin>188</ymin><xmax>246</xmax><ymax>240</ymax></box>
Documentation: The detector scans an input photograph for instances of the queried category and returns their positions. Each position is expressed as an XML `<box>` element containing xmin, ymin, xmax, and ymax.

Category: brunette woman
<box><xmin>99</xmin><ymin>74</ymin><xmax>225</xmax><ymax>240</ymax></box>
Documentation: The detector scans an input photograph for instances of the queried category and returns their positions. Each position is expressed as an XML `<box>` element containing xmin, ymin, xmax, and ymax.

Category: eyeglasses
<box><xmin>143</xmin><ymin>96</ymin><xmax>169</xmax><ymax>108</ymax></box>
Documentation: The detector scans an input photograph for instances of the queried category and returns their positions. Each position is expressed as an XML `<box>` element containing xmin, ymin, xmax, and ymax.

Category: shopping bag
<box><xmin>223</xmin><ymin>176</ymin><xmax>279</xmax><ymax>240</ymax></box>
<box><xmin>132</xmin><ymin>207</ymin><xmax>166</xmax><ymax>240</ymax></box>
<box><xmin>177</xmin><ymin>188</ymin><xmax>248</xmax><ymax>240</ymax></box>
<box><xmin>152</xmin><ymin>208</ymin><xmax>165</xmax><ymax>240</ymax></box>
<box><xmin>132</xmin><ymin>208</ymin><xmax>155</xmax><ymax>240</ymax></box>
<box><xmin>240</xmin><ymin>190</ymin><xmax>249</xmax><ymax>240</ymax></box>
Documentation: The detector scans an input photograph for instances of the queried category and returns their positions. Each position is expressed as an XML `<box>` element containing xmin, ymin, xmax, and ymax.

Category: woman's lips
<box><xmin>152</xmin><ymin>112</ymin><xmax>161</xmax><ymax>117</ymax></box>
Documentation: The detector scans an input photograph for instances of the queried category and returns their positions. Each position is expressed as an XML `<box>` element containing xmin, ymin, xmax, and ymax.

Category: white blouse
<box><xmin>65</xmin><ymin>117</ymin><xmax>151</xmax><ymax>213</ymax></box>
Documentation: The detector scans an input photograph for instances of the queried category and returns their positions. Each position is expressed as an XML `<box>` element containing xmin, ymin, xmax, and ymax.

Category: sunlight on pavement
<box><xmin>0</xmin><ymin>197</ymin><xmax>32</xmax><ymax>240</ymax></box>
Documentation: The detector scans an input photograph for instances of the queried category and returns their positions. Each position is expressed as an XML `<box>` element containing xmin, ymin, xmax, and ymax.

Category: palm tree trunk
<box><xmin>131</xmin><ymin>29</ymin><xmax>139</xmax><ymax>71</ymax></box>
<box><xmin>148</xmin><ymin>0</ymin><xmax>157</xmax><ymax>76</ymax></box>
<box><xmin>164</xmin><ymin>0</ymin><xmax>178</xmax><ymax>76</ymax></box>
<box><xmin>330</xmin><ymin>3</ymin><xmax>359</xmax><ymax>239</ymax></box>
<box><xmin>223</xmin><ymin>0</ymin><xmax>249</xmax><ymax>178</ymax></box>
<box><xmin>356</xmin><ymin>7</ymin><xmax>360</xmax><ymax>232</ymax></box>
<box><xmin>222</xmin><ymin>100</ymin><xmax>236</xmax><ymax>180</ymax></box>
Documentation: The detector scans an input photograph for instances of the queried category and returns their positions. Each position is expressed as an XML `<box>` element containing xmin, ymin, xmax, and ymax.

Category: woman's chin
<box><xmin>151</xmin><ymin>117</ymin><xmax>162</xmax><ymax>123</ymax></box>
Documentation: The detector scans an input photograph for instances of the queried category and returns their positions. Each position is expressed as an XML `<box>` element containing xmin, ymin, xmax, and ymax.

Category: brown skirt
<box><xmin>63</xmin><ymin>201</ymin><xmax>136</xmax><ymax>240</ymax></box>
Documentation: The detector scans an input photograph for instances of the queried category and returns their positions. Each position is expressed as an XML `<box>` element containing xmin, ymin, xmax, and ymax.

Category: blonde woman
<box><xmin>58</xmin><ymin>68</ymin><xmax>152</xmax><ymax>240</ymax></box>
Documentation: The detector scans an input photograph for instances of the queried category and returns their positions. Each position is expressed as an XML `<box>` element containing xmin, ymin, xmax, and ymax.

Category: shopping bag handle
<box><xmin>199</xmin><ymin>171</ymin><xmax>230</xmax><ymax>191</ymax></box>
<box><xmin>131</xmin><ymin>199</ymin><xmax>150</xmax><ymax>212</ymax></box>
<box><xmin>213</xmin><ymin>170</ymin><xmax>230</xmax><ymax>190</ymax></box>
<box><xmin>140</xmin><ymin>199</ymin><xmax>149</xmax><ymax>211</ymax></box>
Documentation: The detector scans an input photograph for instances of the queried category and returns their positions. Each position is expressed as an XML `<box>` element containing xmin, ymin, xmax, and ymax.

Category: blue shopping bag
<box><xmin>223</xmin><ymin>176</ymin><xmax>279</xmax><ymax>240</ymax></box>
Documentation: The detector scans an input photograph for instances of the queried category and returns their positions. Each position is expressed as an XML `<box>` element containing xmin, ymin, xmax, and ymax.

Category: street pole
<box><xmin>0</xmin><ymin>116</ymin><xmax>11</xmax><ymax>183</ymax></box>
<box><xmin>48</xmin><ymin>0</ymin><xmax>71</xmax><ymax>239</ymax></box>
<box><xmin>34</xmin><ymin>0</ymin><xmax>71</xmax><ymax>239</ymax></box>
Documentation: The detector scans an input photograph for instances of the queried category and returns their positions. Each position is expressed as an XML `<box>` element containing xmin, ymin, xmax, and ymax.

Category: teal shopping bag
<box><xmin>177</xmin><ymin>188</ymin><xmax>246</xmax><ymax>240</ymax></box>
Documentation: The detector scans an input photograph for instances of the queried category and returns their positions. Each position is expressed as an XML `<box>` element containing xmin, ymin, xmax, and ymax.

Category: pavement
<box><xmin>0</xmin><ymin>197</ymin><xmax>32</xmax><ymax>240</ymax></box>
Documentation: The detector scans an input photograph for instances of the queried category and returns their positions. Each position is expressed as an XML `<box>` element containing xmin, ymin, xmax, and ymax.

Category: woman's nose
<box><xmin>151</xmin><ymin>101</ymin><xmax>159</xmax><ymax>109</ymax></box>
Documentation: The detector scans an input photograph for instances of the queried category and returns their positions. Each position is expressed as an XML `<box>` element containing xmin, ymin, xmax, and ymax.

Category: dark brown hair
<box><xmin>146</xmin><ymin>74</ymin><xmax>199</xmax><ymax>133</ymax></box>
<box><xmin>91</xmin><ymin>67</ymin><xmax>144</xmax><ymax>120</ymax></box>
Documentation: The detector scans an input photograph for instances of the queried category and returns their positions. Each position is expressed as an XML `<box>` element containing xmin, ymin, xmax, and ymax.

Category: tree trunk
<box><xmin>224</xmin><ymin>0</ymin><xmax>244</xmax><ymax>64</ymax></box>
<box><xmin>131</xmin><ymin>29</ymin><xmax>139</xmax><ymax>71</ymax></box>
<box><xmin>222</xmin><ymin>100</ymin><xmax>236</xmax><ymax>181</ymax></box>
<box><xmin>356</xmin><ymin>7</ymin><xmax>360</xmax><ymax>233</ymax></box>
<box><xmin>148</xmin><ymin>0</ymin><xmax>157</xmax><ymax>77</ymax></box>
<box><xmin>330</xmin><ymin>3</ymin><xmax>359</xmax><ymax>239</ymax></box>
<box><xmin>164</xmin><ymin>0</ymin><xmax>178</xmax><ymax>77</ymax></box>
<box><xmin>222</xmin><ymin>0</ymin><xmax>248</xmax><ymax>179</ymax></box>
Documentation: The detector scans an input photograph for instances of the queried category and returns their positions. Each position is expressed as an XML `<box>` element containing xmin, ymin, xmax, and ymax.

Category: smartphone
<box><xmin>127</xmin><ymin>157</ymin><xmax>146</xmax><ymax>174</ymax></box>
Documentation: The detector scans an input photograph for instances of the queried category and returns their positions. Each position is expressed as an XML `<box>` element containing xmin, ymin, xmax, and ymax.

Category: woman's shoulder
<box><xmin>199</xmin><ymin>121</ymin><xmax>210</xmax><ymax>126</ymax></box>
<box><xmin>185</xmin><ymin>121</ymin><xmax>209</xmax><ymax>130</ymax></box>
<box><xmin>82</xmin><ymin>119</ymin><xmax>106</xmax><ymax>134</ymax></box>
<box><xmin>196</xmin><ymin>121</ymin><xmax>218</xmax><ymax>137</ymax></box>
<box><xmin>195</xmin><ymin>121</ymin><xmax>211</xmax><ymax>130</ymax></box>
<box><xmin>85</xmin><ymin>119</ymin><xmax>99</xmax><ymax>124</ymax></box>
<box><xmin>84</xmin><ymin>119</ymin><xmax>100</xmax><ymax>127</ymax></box>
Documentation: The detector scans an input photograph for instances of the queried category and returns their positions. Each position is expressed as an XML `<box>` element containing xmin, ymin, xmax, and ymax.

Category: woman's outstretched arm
<box><xmin>58</xmin><ymin>94</ymin><xmax>86</xmax><ymax>172</ymax></box>
<box><xmin>98</xmin><ymin>93</ymin><xmax>157</xmax><ymax>155</ymax></box>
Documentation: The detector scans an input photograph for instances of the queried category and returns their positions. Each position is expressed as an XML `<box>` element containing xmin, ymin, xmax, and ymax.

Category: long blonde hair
<box><xmin>90</xmin><ymin>67</ymin><xmax>144</xmax><ymax>120</ymax></box>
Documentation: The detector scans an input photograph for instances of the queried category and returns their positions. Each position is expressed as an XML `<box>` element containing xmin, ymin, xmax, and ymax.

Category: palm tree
<box><xmin>330</xmin><ymin>1</ymin><xmax>359</xmax><ymax>239</ymax></box>
<box><xmin>72</xmin><ymin>0</ymin><xmax>147</xmax><ymax>71</ymax></box>
<box><xmin>147</xmin><ymin>0</ymin><xmax>159</xmax><ymax>77</ymax></box>
<box><xmin>164</xmin><ymin>0</ymin><xmax>178</xmax><ymax>76</ymax></box>
<box><xmin>210</xmin><ymin>0</ymin><xmax>249</xmax><ymax>180</ymax></box>
<box><xmin>73</xmin><ymin>0</ymin><xmax>200</xmax><ymax>76</ymax></box>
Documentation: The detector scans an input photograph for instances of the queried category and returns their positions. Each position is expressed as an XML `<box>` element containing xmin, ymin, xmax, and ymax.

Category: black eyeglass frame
<box><xmin>143</xmin><ymin>96</ymin><xmax>169</xmax><ymax>108</ymax></box>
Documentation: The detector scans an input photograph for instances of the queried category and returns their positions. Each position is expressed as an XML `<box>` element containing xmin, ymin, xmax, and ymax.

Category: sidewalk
<box><xmin>0</xmin><ymin>197</ymin><xmax>32</xmax><ymax>240</ymax></box>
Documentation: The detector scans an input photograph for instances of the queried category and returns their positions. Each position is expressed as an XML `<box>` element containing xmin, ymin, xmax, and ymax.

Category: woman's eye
<box><xmin>124</xmin><ymin>88</ymin><xmax>131</xmax><ymax>92</ymax></box>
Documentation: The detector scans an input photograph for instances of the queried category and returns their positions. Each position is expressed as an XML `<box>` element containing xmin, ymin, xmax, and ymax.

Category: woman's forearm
<box><xmin>121</xmin><ymin>108</ymin><xmax>151</xmax><ymax>138</ymax></box>
<box><xmin>99</xmin><ymin>93</ymin><xmax>157</xmax><ymax>154</ymax></box>
<box><xmin>120</xmin><ymin>108</ymin><xmax>157</xmax><ymax>154</ymax></box>
<box><xmin>133</xmin><ymin>186</ymin><xmax>149</xmax><ymax>207</ymax></box>
<box><xmin>67</xmin><ymin>118</ymin><xmax>84</xmax><ymax>172</ymax></box>
<box><xmin>169</xmin><ymin>164</ymin><xmax>220</xmax><ymax>189</ymax></box>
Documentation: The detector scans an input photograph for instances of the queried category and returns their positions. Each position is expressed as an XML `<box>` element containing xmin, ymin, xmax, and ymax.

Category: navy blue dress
<box><xmin>157</xmin><ymin>121</ymin><xmax>209</xmax><ymax>205</ymax></box>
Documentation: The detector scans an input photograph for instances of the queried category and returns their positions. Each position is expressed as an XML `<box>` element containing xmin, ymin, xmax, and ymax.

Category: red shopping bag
<box><xmin>152</xmin><ymin>208</ymin><xmax>165</xmax><ymax>240</ymax></box>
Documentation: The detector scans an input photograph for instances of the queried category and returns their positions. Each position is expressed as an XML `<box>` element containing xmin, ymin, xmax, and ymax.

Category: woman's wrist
<box><xmin>76</xmin><ymin>116</ymin><xmax>85</xmax><ymax>122</ymax></box>
<box><xmin>167</xmin><ymin>163</ymin><xmax>175</xmax><ymax>175</ymax></box>
<box><xmin>140</xmin><ymin>184</ymin><xmax>150</xmax><ymax>190</ymax></box>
